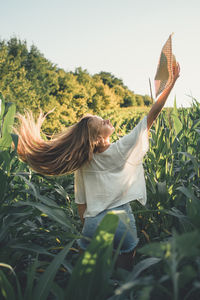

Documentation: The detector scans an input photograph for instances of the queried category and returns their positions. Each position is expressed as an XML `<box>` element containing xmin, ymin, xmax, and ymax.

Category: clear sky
<box><xmin>1</xmin><ymin>0</ymin><xmax>200</xmax><ymax>107</ymax></box>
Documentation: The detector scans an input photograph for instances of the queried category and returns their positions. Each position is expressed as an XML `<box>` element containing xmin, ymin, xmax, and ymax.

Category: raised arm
<box><xmin>147</xmin><ymin>62</ymin><xmax>180</xmax><ymax>131</ymax></box>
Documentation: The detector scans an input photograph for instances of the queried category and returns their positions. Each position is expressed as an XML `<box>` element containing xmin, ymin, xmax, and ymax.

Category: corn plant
<box><xmin>0</xmin><ymin>93</ymin><xmax>200</xmax><ymax>300</ymax></box>
<box><xmin>0</xmin><ymin>94</ymin><xmax>79</xmax><ymax>299</ymax></box>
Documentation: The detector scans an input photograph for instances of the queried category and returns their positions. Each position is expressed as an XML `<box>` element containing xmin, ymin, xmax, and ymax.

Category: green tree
<box><xmin>0</xmin><ymin>37</ymin><xmax>151</xmax><ymax>132</ymax></box>
<box><xmin>121</xmin><ymin>94</ymin><xmax>136</xmax><ymax>107</ymax></box>
<box><xmin>95</xmin><ymin>71</ymin><xmax>125</xmax><ymax>88</ymax></box>
<box><xmin>143</xmin><ymin>94</ymin><xmax>153</xmax><ymax>106</ymax></box>
<box><xmin>135</xmin><ymin>94</ymin><xmax>144</xmax><ymax>106</ymax></box>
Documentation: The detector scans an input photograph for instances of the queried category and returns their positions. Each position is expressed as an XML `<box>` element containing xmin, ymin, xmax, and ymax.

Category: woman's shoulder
<box><xmin>81</xmin><ymin>143</ymin><xmax>121</xmax><ymax>172</ymax></box>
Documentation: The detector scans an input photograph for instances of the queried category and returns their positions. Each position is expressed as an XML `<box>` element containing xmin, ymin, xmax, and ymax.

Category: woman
<box><xmin>15</xmin><ymin>63</ymin><xmax>180</xmax><ymax>270</ymax></box>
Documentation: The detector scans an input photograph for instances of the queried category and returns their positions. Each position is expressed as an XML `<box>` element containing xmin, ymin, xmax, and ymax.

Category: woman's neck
<box><xmin>97</xmin><ymin>143</ymin><xmax>110</xmax><ymax>153</ymax></box>
<box><xmin>96</xmin><ymin>137</ymin><xmax>111</xmax><ymax>153</ymax></box>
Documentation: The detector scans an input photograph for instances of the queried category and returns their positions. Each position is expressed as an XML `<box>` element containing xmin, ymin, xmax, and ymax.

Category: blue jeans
<box><xmin>78</xmin><ymin>203</ymin><xmax>139</xmax><ymax>254</ymax></box>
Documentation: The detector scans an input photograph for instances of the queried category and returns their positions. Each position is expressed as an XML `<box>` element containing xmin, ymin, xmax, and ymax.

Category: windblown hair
<box><xmin>14</xmin><ymin>111</ymin><xmax>99</xmax><ymax>176</ymax></box>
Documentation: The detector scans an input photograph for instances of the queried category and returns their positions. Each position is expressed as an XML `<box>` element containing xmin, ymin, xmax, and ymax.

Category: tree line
<box><xmin>0</xmin><ymin>37</ymin><xmax>153</xmax><ymax>132</ymax></box>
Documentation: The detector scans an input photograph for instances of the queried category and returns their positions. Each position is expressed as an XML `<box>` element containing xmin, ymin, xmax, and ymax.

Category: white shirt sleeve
<box><xmin>116</xmin><ymin>116</ymin><xmax>149</xmax><ymax>164</ymax></box>
<box><xmin>74</xmin><ymin>169</ymin><xmax>86</xmax><ymax>204</ymax></box>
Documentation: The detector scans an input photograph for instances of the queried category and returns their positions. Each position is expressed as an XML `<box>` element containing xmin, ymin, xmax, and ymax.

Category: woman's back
<box><xmin>75</xmin><ymin>115</ymin><xmax>149</xmax><ymax>217</ymax></box>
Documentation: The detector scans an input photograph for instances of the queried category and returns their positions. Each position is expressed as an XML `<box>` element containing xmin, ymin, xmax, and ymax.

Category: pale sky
<box><xmin>1</xmin><ymin>0</ymin><xmax>200</xmax><ymax>107</ymax></box>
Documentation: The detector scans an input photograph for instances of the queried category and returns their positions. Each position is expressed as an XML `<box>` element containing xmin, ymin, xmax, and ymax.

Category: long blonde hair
<box><xmin>14</xmin><ymin>111</ymin><xmax>99</xmax><ymax>176</ymax></box>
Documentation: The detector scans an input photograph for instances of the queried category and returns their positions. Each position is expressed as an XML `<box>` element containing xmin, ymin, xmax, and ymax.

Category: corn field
<box><xmin>0</xmin><ymin>92</ymin><xmax>200</xmax><ymax>300</ymax></box>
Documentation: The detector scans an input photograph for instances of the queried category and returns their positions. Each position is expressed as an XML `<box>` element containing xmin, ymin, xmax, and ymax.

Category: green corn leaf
<box><xmin>139</xmin><ymin>242</ymin><xmax>166</xmax><ymax>258</ymax></box>
<box><xmin>9</xmin><ymin>243</ymin><xmax>54</xmax><ymax>257</ymax></box>
<box><xmin>25</xmin><ymin>189</ymin><xmax>66</xmax><ymax>209</ymax></box>
<box><xmin>173</xmin><ymin>97</ymin><xmax>178</xmax><ymax>116</ymax></box>
<box><xmin>176</xmin><ymin>186</ymin><xmax>199</xmax><ymax>203</ymax></box>
<box><xmin>191</xmin><ymin>118</ymin><xmax>200</xmax><ymax>131</ymax></box>
<box><xmin>0</xmin><ymin>93</ymin><xmax>5</xmax><ymax>123</ymax></box>
<box><xmin>16</xmin><ymin>174</ymin><xmax>38</xmax><ymax>199</ymax></box>
<box><xmin>171</xmin><ymin>98</ymin><xmax>183</xmax><ymax>136</ymax></box>
<box><xmin>186</xmin><ymin>199</ymin><xmax>200</xmax><ymax>228</ymax></box>
<box><xmin>174</xmin><ymin>230</ymin><xmax>200</xmax><ymax>259</ymax></box>
<box><xmin>0</xmin><ymin>151</ymin><xmax>11</xmax><ymax>173</ymax></box>
<box><xmin>50</xmin><ymin>282</ymin><xmax>65</xmax><ymax>300</ymax></box>
<box><xmin>128</xmin><ymin>257</ymin><xmax>161</xmax><ymax>280</ymax></box>
<box><xmin>0</xmin><ymin>170</ymin><xmax>8</xmax><ymax>202</ymax></box>
<box><xmin>0</xmin><ymin>101</ymin><xmax>16</xmax><ymax>150</ymax></box>
<box><xmin>157</xmin><ymin>181</ymin><xmax>167</xmax><ymax>197</ymax></box>
<box><xmin>16</xmin><ymin>175</ymin><xmax>76</xmax><ymax>217</ymax></box>
<box><xmin>136</xmin><ymin>286</ymin><xmax>153</xmax><ymax>300</ymax></box>
<box><xmin>0</xmin><ymin>135</ymin><xmax>12</xmax><ymax>151</ymax></box>
<box><xmin>24</xmin><ymin>255</ymin><xmax>39</xmax><ymax>300</ymax></box>
<box><xmin>165</xmin><ymin>207</ymin><xmax>194</xmax><ymax>231</ymax></box>
<box><xmin>0</xmin><ymin>270</ymin><xmax>16</xmax><ymax>300</ymax></box>
<box><xmin>146</xmin><ymin>173</ymin><xmax>157</xmax><ymax>194</ymax></box>
<box><xmin>33</xmin><ymin>240</ymin><xmax>74</xmax><ymax>300</ymax></box>
<box><xmin>113</xmin><ymin>258</ymin><xmax>161</xmax><ymax>297</ymax></box>
<box><xmin>195</xmin><ymin>128</ymin><xmax>200</xmax><ymax>135</ymax></box>
<box><xmin>66</xmin><ymin>213</ymin><xmax>119</xmax><ymax>300</ymax></box>
<box><xmin>177</xmin><ymin>186</ymin><xmax>200</xmax><ymax>228</ymax></box>
<box><xmin>15</xmin><ymin>201</ymin><xmax>77</xmax><ymax>231</ymax></box>
<box><xmin>178</xmin><ymin>152</ymin><xmax>199</xmax><ymax>176</ymax></box>
<box><xmin>11</xmin><ymin>133</ymin><xmax>18</xmax><ymax>153</ymax></box>
<box><xmin>0</xmin><ymin>263</ymin><xmax>15</xmax><ymax>275</ymax></box>
<box><xmin>2</xmin><ymin>102</ymin><xmax>16</xmax><ymax>136</ymax></box>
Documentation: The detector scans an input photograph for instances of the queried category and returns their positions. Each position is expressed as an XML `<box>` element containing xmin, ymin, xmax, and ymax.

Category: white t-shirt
<box><xmin>74</xmin><ymin>115</ymin><xmax>149</xmax><ymax>217</ymax></box>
